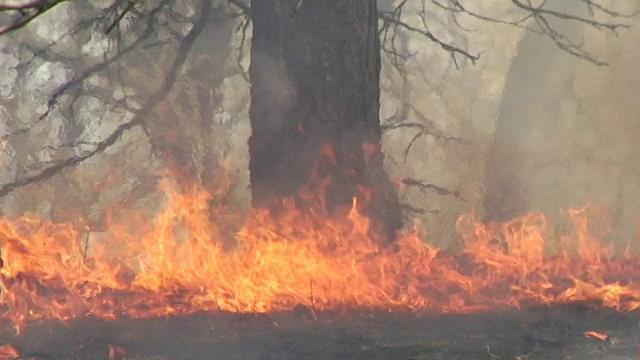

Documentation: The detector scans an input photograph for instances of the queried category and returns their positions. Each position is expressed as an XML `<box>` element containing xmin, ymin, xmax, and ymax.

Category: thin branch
<box><xmin>432</xmin><ymin>0</ymin><xmax>536</xmax><ymax>29</ymax></box>
<box><xmin>228</xmin><ymin>0</ymin><xmax>250</xmax><ymax>16</ymax></box>
<box><xmin>532</xmin><ymin>10</ymin><xmax>608</xmax><ymax>65</ymax></box>
<box><xmin>399</xmin><ymin>178</ymin><xmax>465</xmax><ymax>201</ymax></box>
<box><xmin>1</xmin><ymin>0</ymin><xmax>175</xmax><ymax>143</ymax></box>
<box><xmin>399</xmin><ymin>202</ymin><xmax>427</xmax><ymax>216</ymax></box>
<box><xmin>235</xmin><ymin>12</ymin><xmax>251</xmax><ymax>82</ymax></box>
<box><xmin>0</xmin><ymin>0</ymin><xmax>213</xmax><ymax>197</ymax></box>
<box><xmin>105</xmin><ymin>0</ymin><xmax>136</xmax><ymax>35</ymax></box>
<box><xmin>379</xmin><ymin>0</ymin><xmax>417</xmax><ymax>72</ymax></box>
<box><xmin>580</xmin><ymin>0</ymin><xmax>640</xmax><ymax>18</ymax></box>
<box><xmin>378</xmin><ymin>11</ymin><xmax>481</xmax><ymax>66</ymax></box>
<box><xmin>382</xmin><ymin>106</ymin><xmax>468</xmax><ymax>162</ymax></box>
<box><xmin>398</xmin><ymin>202</ymin><xmax>439</xmax><ymax>221</ymax></box>
<box><xmin>383</xmin><ymin>121</ymin><xmax>467</xmax><ymax>162</ymax></box>
<box><xmin>0</xmin><ymin>0</ymin><xmax>69</xmax><ymax>35</ymax></box>
<box><xmin>510</xmin><ymin>0</ymin><xmax>629</xmax><ymax>32</ymax></box>
<box><xmin>430</xmin><ymin>0</ymin><xmax>637</xmax><ymax>65</ymax></box>
<box><xmin>379</xmin><ymin>0</ymin><xmax>410</xmax><ymax>35</ymax></box>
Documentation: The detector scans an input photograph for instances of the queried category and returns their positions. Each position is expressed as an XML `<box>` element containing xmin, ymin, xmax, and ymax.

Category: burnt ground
<box><xmin>0</xmin><ymin>304</ymin><xmax>637</xmax><ymax>360</ymax></box>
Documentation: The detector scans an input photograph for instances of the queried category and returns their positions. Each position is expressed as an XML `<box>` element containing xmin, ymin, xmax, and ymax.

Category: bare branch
<box><xmin>379</xmin><ymin>0</ymin><xmax>419</xmax><ymax>73</ymax></box>
<box><xmin>228</xmin><ymin>0</ymin><xmax>250</xmax><ymax>16</ymax></box>
<box><xmin>0</xmin><ymin>0</ymin><xmax>174</xmax><ymax>143</ymax></box>
<box><xmin>532</xmin><ymin>10</ymin><xmax>607</xmax><ymax>65</ymax></box>
<box><xmin>235</xmin><ymin>12</ymin><xmax>251</xmax><ymax>82</ymax></box>
<box><xmin>0</xmin><ymin>0</ymin><xmax>69</xmax><ymax>35</ymax></box>
<box><xmin>105</xmin><ymin>0</ymin><xmax>136</xmax><ymax>35</ymax></box>
<box><xmin>0</xmin><ymin>0</ymin><xmax>213</xmax><ymax>197</ymax></box>
<box><xmin>398</xmin><ymin>202</ymin><xmax>439</xmax><ymax>220</ymax></box>
<box><xmin>431</xmin><ymin>0</ymin><xmax>638</xmax><ymax>65</ymax></box>
<box><xmin>383</xmin><ymin>121</ymin><xmax>468</xmax><ymax>162</ymax></box>
<box><xmin>580</xmin><ymin>0</ymin><xmax>640</xmax><ymax>18</ymax></box>
<box><xmin>510</xmin><ymin>0</ymin><xmax>629</xmax><ymax>32</ymax></box>
<box><xmin>378</xmin><ymin>10</ymin><xmax>481</xmax><ymax>66</ymax></box>
<box><xmin>399</xmin><ymin>178</ymin><xmax>465</xmax><ymax>201</ymax></box>
<box><xmin>431</xmin><ymin>0</ymin><xmax>535</xmax><ymax>29</ymax></box>
<box><xmin>382</xmin><ymin>105</ymin><xmax>468</xmax><ymax>162</ymax></box>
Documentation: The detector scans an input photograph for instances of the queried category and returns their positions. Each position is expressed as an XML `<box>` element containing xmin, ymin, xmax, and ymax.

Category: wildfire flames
<box><xmin>0</xmin><ymin>172</ymin><xmax>638</xmax><ymax>331</ymax></box>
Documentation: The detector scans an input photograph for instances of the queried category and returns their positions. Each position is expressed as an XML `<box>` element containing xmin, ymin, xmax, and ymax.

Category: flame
<box><xmin>584</xmin><ymin>331</ymin><xmax>609</xmax><ymax>341</ymax></box>
<box><xmin>0</xmin><ymin>173</ymin><xmax>638</xmax><ymax>331</ymax></box>
<box><xmin>0</xmin><ymin>344</ymin><xmax>20</xmax><ymax>359</ymax></box>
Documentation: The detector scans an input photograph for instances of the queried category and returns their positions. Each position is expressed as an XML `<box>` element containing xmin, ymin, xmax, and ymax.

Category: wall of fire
<box><xmin>0</xmin><ymin>0</ymin><xmax>637</xmax><ymax>251</ymax></box>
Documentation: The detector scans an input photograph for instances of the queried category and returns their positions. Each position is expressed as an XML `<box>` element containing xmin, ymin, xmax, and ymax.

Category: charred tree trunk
<box><xmin>248</xmin><ymin>0</ymin><xmax>402</xmax><ymax>244</ymax></box>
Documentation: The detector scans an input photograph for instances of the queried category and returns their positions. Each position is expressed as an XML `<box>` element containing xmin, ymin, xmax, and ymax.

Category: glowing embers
<box><xmin>0</xmin><ymin>174</ymin><xmax>638</xmax><ymax>331</ymax></box>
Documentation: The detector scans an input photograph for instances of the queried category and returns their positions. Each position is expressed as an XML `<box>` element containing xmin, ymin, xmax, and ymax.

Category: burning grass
<box><xmin>0</xmin><ymin>172</ymin><xmax>638</xmax><ymax>333</ymax></box>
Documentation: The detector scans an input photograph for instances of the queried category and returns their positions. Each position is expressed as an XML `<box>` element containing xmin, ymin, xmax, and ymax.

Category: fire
<box><xmin>0</xmin><ymin>173</ymin><xmax>638</xmax><ymax>331</ymax></box>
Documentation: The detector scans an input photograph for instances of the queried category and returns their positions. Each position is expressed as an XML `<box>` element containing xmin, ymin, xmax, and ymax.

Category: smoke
<box><xmin>485</xmin><ymin>8</ymin><xmax>640</xmax><ymax>250</ymax></box>
<box><xmin>250</xmin><ymin>52</ymin><xmax>297</xmax><ymax>133</ymax></box>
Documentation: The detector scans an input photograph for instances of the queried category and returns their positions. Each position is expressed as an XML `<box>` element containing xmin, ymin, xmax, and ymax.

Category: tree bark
<box><xmin>248</xmin><ymin>0</ymin><xmax>402</xmax><ymax>244</ymax></box>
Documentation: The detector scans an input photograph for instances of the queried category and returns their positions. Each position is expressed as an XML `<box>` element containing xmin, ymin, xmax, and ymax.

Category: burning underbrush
<box><xmin>0</xmin><ymin>173</ymin><xmax>638</xmax><ymax>332</ymax></box>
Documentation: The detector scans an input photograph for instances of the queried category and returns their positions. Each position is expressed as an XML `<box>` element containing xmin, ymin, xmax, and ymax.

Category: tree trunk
<box><xmin>483</xmin><ymin>2</ymin><xmax>587</xmax><ymax>223</ymax></box>
<box><xmin>248</xmin><ymin>0</ymin><xmax>402</xmax><ymax>244</ymax></box>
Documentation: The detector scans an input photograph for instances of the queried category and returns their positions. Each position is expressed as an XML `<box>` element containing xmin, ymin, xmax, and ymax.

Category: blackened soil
<box><xmin>1</xmin><ymin>304</ymin><xmax>637</xmax><ymax>360</ymax></box>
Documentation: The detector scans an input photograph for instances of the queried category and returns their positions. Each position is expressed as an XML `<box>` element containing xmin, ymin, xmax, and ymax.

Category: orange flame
<box><xmin>584</xmin><ymin>330</ymin><xmax>609</xmax><ymax>341</ymax></box>
<box><xmin>0</xmin><ymin>344</ymin><xmax>20</xmax><ymax>360</ymax></box>
<box><xmin>0</xmin><ymin>174</ymin><xmax>638</xmax><ymax>331</ymax></box>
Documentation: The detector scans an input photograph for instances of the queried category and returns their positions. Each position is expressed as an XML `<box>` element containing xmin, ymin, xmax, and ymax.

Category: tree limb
<box><xmin>0</xmin><ymin>0</ymin><xmax>69</xmax><ymax>35</ymax></box>
<box><xmin>378</xmin><ymin>10</ymin><xmax>481</xmax><ymax>67</ymax></box>
<box><xmin>382</xmin><ymin>105</ymin><xmax>469</xmax><ymax>162</ymax></box>
<box><xmin>0</xmin><ymin>0</ymin><xmax>213</xmax><ymax>197</ymax></box>
<box><xmin>228</xmin><ymin>0</ymin><xmax>250</xmax><ymax>16</ymax></box>
<box><xmin>399</xmin><ymin>178</ymin><xmax>465</xmax><ymax>201</ymax></box>
<box><xmin>105</xmin><ymin>0</ymin><xmax>136</xmax><ymax>35</ymax></box>
<box><xmin>431</xmin><ymin>0</ymin><xmax>637</xmax><ymax>65</ymax></box>
<box><xmin>0</xmin><ymin>0</ymin><xmax>173</xmax><ymax>143</ymax></box>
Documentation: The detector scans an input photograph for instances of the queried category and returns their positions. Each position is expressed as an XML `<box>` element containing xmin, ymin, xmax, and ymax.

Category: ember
<box><xmin>0</xmin><ymin>344</ymin><xmax>19</xmax><ymax>360</ymax></box>
<box><xmin>584</xmin><ymin>330</ymin><xmax>610</xmax><ymax>342</ymax></box>
<box><xmin>0</xmin><ymin>173</ymin><xmax>637</xmax><ymax>332</ymax></box>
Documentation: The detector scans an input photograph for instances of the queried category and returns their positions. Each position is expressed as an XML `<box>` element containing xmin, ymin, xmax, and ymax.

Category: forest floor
<box><xmin>1</xmin><ymin>304</ymin><xmax>637</xmax><ymax>360</ymax></box>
